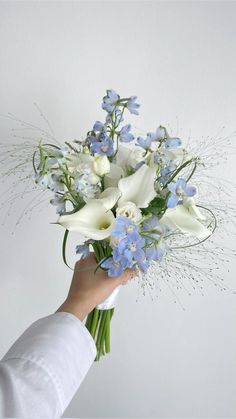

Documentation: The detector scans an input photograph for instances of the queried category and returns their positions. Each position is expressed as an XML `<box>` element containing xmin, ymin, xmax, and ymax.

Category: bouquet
<box><xmin>2</xmin><ymin>89</ymin><xmax>228</xmax><ymax>362</ymax></box>
<box><xmin>28</xmin><ymin>89</ymin><xmax>216</xmax><ymax>361</ymax></box>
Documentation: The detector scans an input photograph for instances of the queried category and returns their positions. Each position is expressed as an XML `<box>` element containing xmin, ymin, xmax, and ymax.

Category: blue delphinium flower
<box><xmin>102</xmin><ymin>89</ymin><xmax>120</xmax><ymax>113</ymax></box>
<box><xmin>49</xmin><ymin>173</ymin><xmax>65</xmax><ymax>192</ymax></box>
<box><xmin>126</xmin><ymin>96</ymin><xmax>140</xmax><ymax>115</ymax></box>
<box><xmin>142</xmin><ymin>216</ymin><xmax>169</xmax><ymax>263</ymax></box>
<box><xmin>147</xmin><ymin>126</ymin><xmax>165</xmax><ymax>142</ymax></box>
<box><xmin>164</xmin><ymin>137</ymin><xmax>182</xmax><ymax>148</ymax></box>
<box><xmin>73</xmin><ymin>170</ymin><xmax>100</xmax><ymax>199</ymax></box>
<box><xmin>106</xmin><ymin>216</ymin><xmax>149</xmax><ymax>275</ymax></box>
<box><xmin>136</xmin><ymin>135</ymin><xmax>152</xmax><ymax>150</ymax></box>
<box><xmin>106</xmin><ymin>108</ymin><xmax>124</xmax><ymax>125</ymax></box>
<box><xmin>76</xmin><ymin>243</ymin><xmax>90</xmax><ymax>259</ymax></box>
<box><xmin>93</xmin><ymin>121</ymin><xmax>106</xmax><ymax>133</ymax></box>
<box><xmin>111</xmin><ymin>216</ymin><xmax>138</xmax><ymax>238</ymax></box>
<box><xmin>35</xmin><ymin>172</ymin><xmax>64</xmax><ymax>192</ymax></box>
<box><xmin>119</xmin><ymin>124</ymin><xmax>134</xmax><ymax>143</ymax></box>
<box><xmin>50</xmin><ymin>193</ymin><xmax>66</xmax><ymax>214</ymax></box>
<box><xmin>142</xmin><ymin>216</ymin><xmax>168</xmax><ymax>238</ymax></box>
<box><xmin>101</xmin><ymin>257</ymin><xmax>129</xmax><ymax>277</ymax></box>
<box><xmin>123</xmin><ymin>233</ymin><xmax>146</xmax><ymax>263</ymax></box>
<box><xmin>159</xmin><ymin>163</ymin><xmax>177</xmax><ymax>185</ymax></box>
<box><xmin>167</xmin><ymin>178</ymin><xmax>197</xmax><ymax>208</ymax></box>
<box><xmin>90</xmin><ymin>135</ymin><xmax>114</xmax><ymax>157</ymax></box>
<box><xmin>147</xmin><ymin>126</ymin><xmax>181</xmax><ymax>149</ymax></box>
<box><xmin>145</xmin><ymin>244</ymin><xmax>166</xmax><ymax>262</ymax></box>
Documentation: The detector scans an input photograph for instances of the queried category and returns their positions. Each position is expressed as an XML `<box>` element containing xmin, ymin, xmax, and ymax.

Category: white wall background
<box><xmin>0</xmin><ymin>1</ymin><xmax>236</xmax><ymax>418</ymax></box>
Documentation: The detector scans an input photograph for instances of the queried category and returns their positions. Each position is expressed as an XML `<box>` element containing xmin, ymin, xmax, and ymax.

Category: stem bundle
<box><xmin>85</xmin><ymin>307</ymin><xmax>115</xmax><ymax>361</ymax></box>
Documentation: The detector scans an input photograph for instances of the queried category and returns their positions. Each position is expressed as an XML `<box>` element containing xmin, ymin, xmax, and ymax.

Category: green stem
<box><xmin>96</xmin><ymin>310</ymin><xmax>108</xmax><ymax>361</ymax></box>
<box><xmin>164</xmin><ymin>159</ymin><xmax>194</xmax><ymax>187</ymax></box>
<box><xmin>101</xmin><ymin>311</ymin><xmax>111</xmax><ymax>358</ymax></box>
<box><xmin>90</xmin><ymin>308</ymin><xmax>99</xmax><ymax>338</ymax></box>
<box><xmin>105</xmin><ymin>310</ymin><xmax>111</xmax><ymax>353</ymax></box>
<box><xmin>85</xmin><ymin>311</ymin><xmax>94</xmax><ymax>330</ymax></box>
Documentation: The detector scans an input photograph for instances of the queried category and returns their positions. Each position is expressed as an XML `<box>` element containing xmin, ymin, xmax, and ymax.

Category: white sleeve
<box><xmin>0</xmin><ymin>312</ymin><xmax>97</xmax><ymax>418</ymax></box>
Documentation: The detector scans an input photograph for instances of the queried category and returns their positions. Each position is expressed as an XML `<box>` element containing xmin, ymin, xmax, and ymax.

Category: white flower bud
<box><xmin>93</xmin><ymin>156</ymin><xmax>110</xmax><ymax>176</ymax></box>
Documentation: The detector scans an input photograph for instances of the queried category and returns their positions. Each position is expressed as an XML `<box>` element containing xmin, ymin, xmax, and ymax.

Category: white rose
<box><xmin>93</xmin><ymin>156</ymin><xmax>110</xmax><ymax>176</ymax></box>
<box><xmin>116</xmin><ymin>201</ymin><xmax>142</xmax><ymax>222</ymax></box>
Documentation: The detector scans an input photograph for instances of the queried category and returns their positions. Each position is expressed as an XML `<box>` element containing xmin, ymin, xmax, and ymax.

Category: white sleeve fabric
<box><xmin>0</xmin><ymin>312</ymin><xmax>97</xmax><ymax>418</ymax></box>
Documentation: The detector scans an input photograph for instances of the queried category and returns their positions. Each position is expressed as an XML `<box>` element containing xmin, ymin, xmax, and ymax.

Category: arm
<box><xmin>0</xmin><ymin>255</ymin><xmax>134</xmax><ymax>418</ymax></box>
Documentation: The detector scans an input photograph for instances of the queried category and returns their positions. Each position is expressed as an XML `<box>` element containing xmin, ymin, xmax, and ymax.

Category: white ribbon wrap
<box><xmin>96</xmin><ymin>285</ymin><xmax>122</xmax><ymax>310</ymax></box>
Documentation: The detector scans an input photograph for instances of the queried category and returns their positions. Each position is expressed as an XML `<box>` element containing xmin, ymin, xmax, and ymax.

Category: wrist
<box><xmin>56</xmin><ymin>296</ymin><xmax>95</xmax><ymax>321</ymax></box>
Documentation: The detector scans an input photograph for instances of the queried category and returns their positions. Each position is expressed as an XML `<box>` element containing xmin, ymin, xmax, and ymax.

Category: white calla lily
<box><xmin>116</xmin><ymin>144</ymin><xmax>145</xmax><ymax>171</ymax></box>
<box><xmin>183</xmin><ymin>197</ymin><xmax>206</xmax><ymax>221</ymax></box>
<box><xmin>58</xmin><ymin>201</ymin><xmax>115</xmax><ymax>240</ymax></box>
<box><xmin>104</xmin><ymin>163</ymin><xmax>124</xmax><ymax>188</ymax></box>
<box><xmin>87</xmin><ymin>187</ymin><xmax>121</xmax><ymax>210</ymax></box>
<box><xmin>160</xmin><ymin>204</ymin><xmax>211</xmax><ymax>240</ymax></box>
<box><xmin>98</xmin><ymin>187</ymin><xmax>121</xmax><ymax>210</ymax></box>
<box><xmin>118</xmin><ymin>164</ymin><xmax>156</xmax><ymax>208</ymax></box>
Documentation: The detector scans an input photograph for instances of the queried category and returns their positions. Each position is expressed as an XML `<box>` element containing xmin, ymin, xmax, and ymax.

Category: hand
<box><xmin>57</xmin><ymin>253</ymin><xmax>136</xmax><ymax>321</ymax></box>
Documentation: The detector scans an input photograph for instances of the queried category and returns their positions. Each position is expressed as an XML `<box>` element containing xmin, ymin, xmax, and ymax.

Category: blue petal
<box><xmin>167</xmin><ymin>182</ymin><xmax>177</xmax><ymax>194</ymax></box>
<box><xmin>185</xmin><ymin>186</ymin><xmax>197</xmax><ymax>197</ymax></box>
<box><xmin>167</xmin><ymin>194</ymin><xmax>179</xmax><ymax>208</ymax></box>
<box><xmin>176</xmin><ymin>178</ymin><xmax>186</xmax><ymax>189</ymax></box>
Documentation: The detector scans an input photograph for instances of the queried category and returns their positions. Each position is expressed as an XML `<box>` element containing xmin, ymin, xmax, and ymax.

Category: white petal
<box><xmin>58</xmin><ymin>201</ymin><xmax>115</xmax><ymax>240</ymax></box>
<box><xmin>183</xmin><ymin>197</ymin><xmax>206</xmax><ymax>221</ymax></box>
<box><xmin>115</xmin><ymin>144</ymin><xmax>131</xmax><ymax>168</ymax></box>
<box><xmin>160</xmin><ymin>205</ymin><xmax>211</xmax><ymax>240</ymax></box>
<box><xmin>116</xmin><ymin>144</ymin><xmax>145</xmax><ymax>171</ymax></box>
<box><xmin>104</xmin><ymin>163</ymin><xmax>124</xmax><ymax>188</ymax></box>
<box><xmin>87</xmin><ymin>187</ymin><xmax>121</xmax><ymax>210</ymax></box>
<box><xmin>118</xmin><ymin>164</ymin><xmax>156</xmax><ymax>208</ymax></box>
<box><xmin>98</xmin><ymin>187</ymin><xmax>121</xmax><ymax>209</ymax></box>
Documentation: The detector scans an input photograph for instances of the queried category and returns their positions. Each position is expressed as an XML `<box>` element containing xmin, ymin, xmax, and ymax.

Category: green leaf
<box><xmin>142</xmin><ymin>196</ymin><xmax>167</xmax><ymax>215</ymax></box>
<box><xmin>62</xmin><ymin>229</ymin><xmax>73</xmax><ymax>270</ymax></box>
